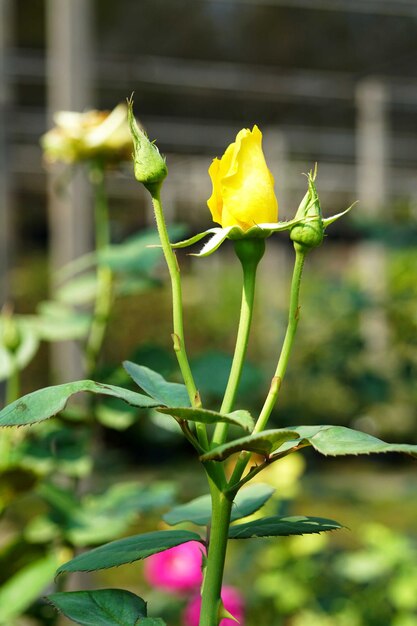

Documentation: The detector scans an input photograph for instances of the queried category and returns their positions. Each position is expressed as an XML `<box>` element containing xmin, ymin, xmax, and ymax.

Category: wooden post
<box><xmin>355</xmin><ymin>78</ymin><xmax>390</xmax><ymax>369</ymax></box>
<box><xmin>0</xmin><ymin>0</ymin><xmax>13</xmax><ymax>306</ymax></box>
<box><xmin>258</xmin><ymin>129</ymin><xmax>290</xmax><ymax>366</ymax></box>
<box><xmin>46</xmin><ymin>0</ymin><xmax>94</xmax><ymax>382</ymax></box>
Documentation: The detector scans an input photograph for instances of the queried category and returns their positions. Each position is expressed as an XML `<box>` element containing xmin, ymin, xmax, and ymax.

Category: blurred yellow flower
<box><xmin>41</xmin><ymin>103</ymin><xmax>133</xmax><ymax>164</ymax></box>
<box><xmin>207</xmin><ymin>125</ymin><xmax>278</xmax><ymax>231</ymax></box>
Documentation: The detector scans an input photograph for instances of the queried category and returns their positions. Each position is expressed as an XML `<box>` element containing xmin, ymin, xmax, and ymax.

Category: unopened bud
<box><xmin>1</xmin><ymin>306</ymin><xmax>21</xmax><ymax>353</ymax></box>
<box><xmin>127</xmin><ymin>97</ymin><xmax>168</xmax><ymax>193</ymax></box>
<box><xmin>290</xmin><ymin>166</ymin><xmax>324</xmax><ymax>253</ymax></box>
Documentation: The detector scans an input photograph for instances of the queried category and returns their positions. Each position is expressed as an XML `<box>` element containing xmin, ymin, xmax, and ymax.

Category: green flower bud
<box><xmin>127</xmin><ymin>98</ymin><xmax>168</xmax><ymax>193</ymax></box>
<box><xmin>1</xmin><ymin>306</ymin><xmax>21</xmax><ymax>354</ymax></box>
<box><xmin>290</xmin><ymin>166</ymin><xmax>324</xmax><ymax>253</ymax></box>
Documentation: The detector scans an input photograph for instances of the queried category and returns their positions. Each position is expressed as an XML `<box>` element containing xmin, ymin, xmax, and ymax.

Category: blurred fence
<box><xmin>1</xmin><ymin>1</ymin><xmax>417</xmax><ymax>382</ymax></box>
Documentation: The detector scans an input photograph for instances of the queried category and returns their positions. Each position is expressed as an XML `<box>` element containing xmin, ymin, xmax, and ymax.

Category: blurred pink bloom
<box><xmin>144</xmin><ymin>541</ymin><xmax>205</xmax><ymax>592</ymax></box>
<box><xmin>183</xmin><ymin>585</ymin><xmax>245</xmax><ymax>626</ymax></box>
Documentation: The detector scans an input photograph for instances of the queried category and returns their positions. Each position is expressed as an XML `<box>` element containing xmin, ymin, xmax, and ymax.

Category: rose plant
<box><xmin>0</xmin><ymin>99</ymin><xmax>416</xmax><ymax>626</ymax></box>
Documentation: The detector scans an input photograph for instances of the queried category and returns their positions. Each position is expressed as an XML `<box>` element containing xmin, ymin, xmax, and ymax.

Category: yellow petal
<box><xmin>84</xmin><ymin>104</ymin><xmax>131</xmax><ymax>149</ymax></box>
<box><xmin>206</xmin><ymin>126</ymin><xmax>278</xmax><ymax>231</ymax></box>
<box><xmin>207</xmin><ymin>158</ymin><xmax>223</xmax><ymax>224</ymax></box>
<box><xmin>221</xmin><ymin>125</ymin><xmax>278</xmax><ymax>230</ymax></box>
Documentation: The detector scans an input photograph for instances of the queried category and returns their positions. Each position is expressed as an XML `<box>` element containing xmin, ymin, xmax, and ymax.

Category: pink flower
<box><xmin>183</xmin><ymin>585</ymin><xmax>245</xmax><ymax>626</ymax></box>
<box><xmin>144</xmin><ymin>541</ymin><xmax>205</xmax><ymax>593</ymax></box>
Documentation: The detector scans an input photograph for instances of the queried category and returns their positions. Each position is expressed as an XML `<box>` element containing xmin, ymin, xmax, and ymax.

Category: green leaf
<box><xmin>200</xmin><ymin>429</ymin><xmax>299</xmax><ymax>462</ymax></box>
<box><xmin>228</xmin><ymin>515</ymin><xmax>343</xmax><ymax>539</ymax></box>
<box><xmin>232</xmin><ymin>484</ymin><xmax>275</xmax><ymax>520</ymax></box>
<box><xmin>123</xmin><ymin>361</ymin><xmax>190</xmax><ymax>407</ymax></box>
<box><xmin>28</xmin><ymin>481</ymin><xmax>176</xmax><ymax>548</ymax></box>
<box><xmin>57</xmin><ymin>530</ymin><xmax>202</xmax><ymax>574</ymax></box>
<box><xmin>156</xmin><ymin>406</ymin><xmax>254</xmax><ymax>432</ymax></box>
<box><xmin>99</xmin><ymin>226</ymin><xmax>185</xmax><ymax>274</ymax></box>
<box><xmin>96</xmin><ymin>398</ymin><xmax>138</xmax><ymax>431</ymax></box>
<box><xmin>67</xmin><ymin>482</ymin><xmax>176</xmax><ymax>547</ymax></box>
<box><xmin>32</xmin><ymin>301</ymin><xmax>91</xmax><ymax>341</ymax></box>
<box><xmin>56</xmin><ymin>227</ymin><xmax>185</xmax><ymax>281</ymax></box>
<box><xmin>164</xmin><ymin>483</ymin><xmax>275</xmax><ymax>526</ymax></box>
<box><xmin>115</xmin><ymin>276</ymin><xmax>160</xmax><ymax>297</ymax></box>
<box><xmin>19</xmin><ymin>425</ymin><xmax>92</xmax><ymax>477</ymax></box>
<box><xmin>47</xmin><ymin>588</ymin><xmax>147</xmax><ymax>626</ymax></box>
<box><xmin>276</xmin><ymin>425</ymin><xmax>417</xmax><ymax>459</ymax></box>
<box><xmin>191</xmin><ymin>351</ymin><xmax>263</xmax><ymax>400</ymax></box>
<box><xmin>138</xmin><ymin>620</ymin><xmax>166</xmax><ymax>625</ymax></box>
<box><xmin>57</xmin><ymin>273</ymin><xmax>98</xmax><ymax>305</ymax></box>
<box><xmin>0</xmin><ymin>552</ymin><xmax>59</xmax><ymax>623</ymax></box>
<box><xmin>0</xmin><ymin>381</ymin><xmax>158</xmax><ymax>427</ymax></box>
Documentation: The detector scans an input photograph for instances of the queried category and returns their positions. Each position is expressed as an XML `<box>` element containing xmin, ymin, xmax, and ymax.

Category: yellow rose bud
<box><xmin>207</xmin><ymin>125</ymin><xmax>278</xmax><ymax>231</ymax></box>
<box><xmin>41</xmin><ymin>103</ymin><xmax>133</xmax><ymax>164</ymax></box>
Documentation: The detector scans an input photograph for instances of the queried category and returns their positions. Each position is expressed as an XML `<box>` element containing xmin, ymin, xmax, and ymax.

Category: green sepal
<box><xmin>228</xmin><ymin>515</ymin><xmax>344</xmax><ymax>538</ymax></box>
<box><xmin>46</xmin><ymin>589</ymin><xmax>147</xmax><ymax>626</ymax></box>
<box><xmin>170</xmin><ymin>209</ymin><xmax>350</xmax><ymax>258</ymax></box>
<box><xmin>156</xmin><ymin>406</ymin><xmax>254</xmax><ymax>432</ymax></box>
<box><xmin>0</xmin><ymin>380</ymin><xmax>159</xmax><ymax>427</ymax></box>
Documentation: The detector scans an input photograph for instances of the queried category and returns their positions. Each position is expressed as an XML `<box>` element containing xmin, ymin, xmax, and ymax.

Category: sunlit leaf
<box><xmin>27</xmin><ymin>481</ymin><xmax>175</xmax><ymax>548</ymax></box>
<box><xmin>0</xmin><ymin>552</ymin><xmax>59</xmax><ymax>622</ymax></box>
<box><xmin>31</xmin><ymin>301</ymin><xmax>91</xmax><ymax>341</ymax></box>
<box><xmin>47</xmin><ymin>588</ymin><xmax>147</xmax><ymax>626</ymax></box>
<box><xmin>99</xmin><ymin>226</ymin><xmax>185</xmax><ymax>274</ymax></box>
<box><xmin>164</xmin><ymin>484</ymin><xmax>275</xmax><ymax>526</ymax></box>
<box><xmin>95</xmin><ymin>398</ymin><xmax>137</xmax><ymax>431</ymax></box>
<box><xmin>275</xmin><ymin>425</ymin><xmax>417</xmax><ymax>459</ymax></box>
<box><xmin>57</xmin><ymin>530</ymin><xmax>202</xmax><ymax>574</ymax></box>
<box><xmin>0</xmin><ymin>381</ymin><xmax>158</xmax><ymax>427</ymax></box>
<box><xmin>200</xmin><ymin>429</ymin><xmax>299</xmax><ymax>462</ymax></box>
<box><xmin>19</xmin><ymin>425</ymin><xmax>92</xmax><ymax>477</ymax></box>
<box><xmin>56</xmin><ymin>273</ymin><xmax>98</xmax><ymax>305</ymax></box>
<box><xmin>190</xmin><ymin>351</ymin><xmax>263</xmax><ymax>399</ymax></box>
<box><xmin>124</xmin><ymin>361</ymin><xmax>190</xmax><ymax>407</ymax></box>
<box><xmin>229</xmin><ymin>515</ymin><xmax>343</xmax><ymax>538</ymax></box>
<box><xmin>157</xmin><ymin>406</ymin><xmax>254</xmax><ymax>432</ymax></box>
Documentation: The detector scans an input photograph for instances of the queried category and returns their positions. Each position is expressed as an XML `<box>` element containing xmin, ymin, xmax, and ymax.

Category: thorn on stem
<box><xmin>171</xmin><ymin>333</ymin><xmax>181</xmax><ymax>352</ymax></box>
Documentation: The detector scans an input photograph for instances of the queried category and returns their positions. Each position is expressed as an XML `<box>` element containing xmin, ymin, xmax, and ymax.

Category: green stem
<box><xmin>212</xmin><ymin>239</ymin><xmax>265</xmax><ymax>447</ymax></box>
<box><xmin>199</xmin><ymin>480</ymin><xmax>233</xmax><ymax>626</ymax></box>
<box><xmin>254</xmin><ymin>248</ymin><xmax>305</xmax><ymax>432</ymax></box>
<box><xmin>0</xmin><ymin>357</ymin><xmax>20</xmax><ymax>470</ymax></box>
<box><xmin>150</xmin><ymin>186</ymin><xmax>208</xmax><ymax>449</ymax></box>
<box><xmin>5</xmin><ymin>358</ymin><xmax>20</xmax><ymax>406</ymax></box>
<box><xmin>85</xmin><ymin>161</ymin><xmax>113</xmax><ymax>377</ymax></box>
<box><xmin>229</xmin><ymin>248</ymin><xmax>306</xmax><ymax>487</ymax></box>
